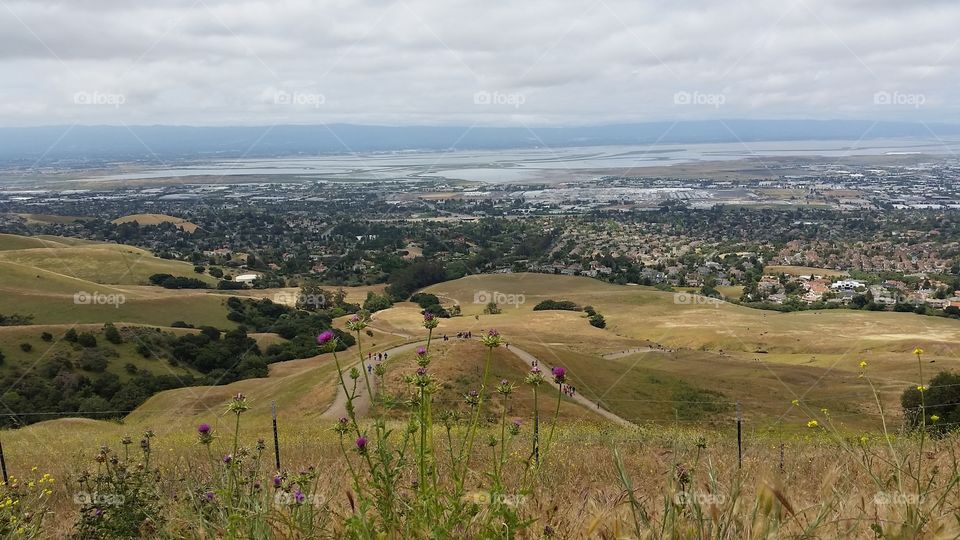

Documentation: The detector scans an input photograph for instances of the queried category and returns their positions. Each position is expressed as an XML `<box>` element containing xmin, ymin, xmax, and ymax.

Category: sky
<box><xmin>1</xmin><ymin>0</ymin><xmax>958</xmax><ymax>127</ymax></box>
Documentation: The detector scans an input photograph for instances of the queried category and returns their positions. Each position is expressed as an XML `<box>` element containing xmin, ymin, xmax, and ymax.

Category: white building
<box><xmin>234</xmin><ymin>273</ymin><xmax>260</xmax><ymax>284</ymax></box>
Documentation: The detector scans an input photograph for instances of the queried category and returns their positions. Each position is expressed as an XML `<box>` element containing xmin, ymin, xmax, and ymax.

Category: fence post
<box><xmin>0</xmin><ymin>435</ymin><xmax>8</xmax><ymax>484</ymax></box>
<box><xmin>272</xmin><ymin>401</ymin><xmax>281</xmax><ymax>471</ymax></box>
<box><xmin>736</xmin><ymin>401</ymin><xmax>742</xmax><ymax>469</ymax></box>
<box><xmin>0</xmin><ymin>436</ymin><xmax>10</xmax><ymax>484</ymax></box>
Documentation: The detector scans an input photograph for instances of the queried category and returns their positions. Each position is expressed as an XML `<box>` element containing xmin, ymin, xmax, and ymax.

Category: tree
<box><xmin>103</xmin><ymin>323</ymin><xmax>123</xmax><ymax>344</ymax></box>
<box><xmin>64</xmin><ymin>328</ymin><xmax>78</xmax><ymax>343</ymax></box>
<box><xmin>79</xmin><ymin>350</ymin><xmax>108</xmax><ymax>372</ymax></box>
<box><xmin>77</xmin><ymin>332</ymin><xmax>98</xmax><ymax>348</ymax></box>
<box><xmin>589</xmin><ymin>313</ymin><xmax>606</xmax><ymax>329</ymax></box>
<box><xmin>901</xmin><ymin>370</ymin><xmax>960</xmax><ymax>434</ymax></box>
<box><xmin>362</xmin><ymin>291</ymin><xmax>394</xmax><ymax>313</ymax></box>
<box><xmin>19</xmin><ymin>343</ymin><xmax>32</xmax><ymax>353</ymax></box>
<box><xmin>483</xmin><ymin>302</ymin><xmax>502</xmax><ymax>315</ymax></box>
<box><xmin>209</xmin><ymin>267</ymin><xmax>224</xmax><ymax>279</ymax></box>
<box><xmin>40</xmin><ymin>332</ymin><xmax>53</xmax><ymax>342</ymax></box>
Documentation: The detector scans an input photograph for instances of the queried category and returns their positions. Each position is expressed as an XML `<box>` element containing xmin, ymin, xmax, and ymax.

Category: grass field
<box><xmin>111</xmin><ymin>213</ymin><xmax>200</xmax><ymax>233</ymax></box>
<box><xmin>0</xmin><ymin>244</ymin><xmax>218</xmax><ymax>285</ymax></box>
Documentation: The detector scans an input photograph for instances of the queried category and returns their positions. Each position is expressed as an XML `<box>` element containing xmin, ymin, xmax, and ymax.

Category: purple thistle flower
<box><xmin>356</xmin><ymin>436</ymin><xmax>368</xmax><ymax>453</ymax></box>
<box><xmin>469</xmin><ymin>389</ymin><xmax>479</xmax><ymax>398</ymax></box>
<box><xmin>350</xmin><ymin>314</ymin><xmax>361</xmax><ymax>322</ymax></box>
<box><xmin>339</xmin><ymin>417</ymin><xmax>348</xmax><ymax>425</ymax></box>
<box><xmin>417</xmin><ymin>346</ymin><xmax>427</xmax><ymax>356</ymax></box>
<box><xmin>204</xmin><ymin>491</ymin><xmax>215</xmax><ymax>502</ymax></box>
<box><xmin>417</xmin><ymin>367</ymin><xmax>427</xmax><ymax>376</ymax></box>
<box><xmin>223</xmin><ymin>454</ymin><xmax>233</xmax><ymax>464</ymax></box>
<box><xmin>423</xmin><ymin>312</ymin><xmax>434</xmax><ymax>321</ymax></box>
<box><xmin>316</xmin><ymin>330</ymin><xmax>335</xmax><ymax>345</ymax></box>
<box><xmin>273</xmin><ymin>475</ymin><xmax>282</xmax><ymax>488</ymax></box>
<box><xmin>552</xmin><ymin>366</ymin><xmax>567</xmax><ymax>383</ymax></box>
<box><xmin>197</xmin><ymin>423</ymin><xmax>211</xmax><ymax>435</ymax></box>
<box><xmin>488</xmin><ymin>329</ymin><xmax>499</xmax><ymax>337</ymax></box>
<box><xmin>294</xmin><ymin>489</ymin><xmax>306</xmax><ymax>504</ymax></box>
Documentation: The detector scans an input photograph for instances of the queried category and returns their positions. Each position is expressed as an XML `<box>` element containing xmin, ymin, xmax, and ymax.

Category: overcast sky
<box><xmin>1</xmin><ymin>0</ymin><xmax>958</xmax><ymax>127</ymax></box>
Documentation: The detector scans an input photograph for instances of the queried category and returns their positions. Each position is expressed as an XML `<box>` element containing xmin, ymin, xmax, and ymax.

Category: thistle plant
<box><xmin>74</xmin><ymin>431</ymin><xmax>163</xmax><ymax>539</ymax></box>
<box><xmin>457</xmin><ymin>329</ymin><xmax>502</xmax><ymax>490</ymax></box>
<box><xmin>524</xmin><ymin>366</ymin><xmax>545</xmax><ymax>467</ymax></box>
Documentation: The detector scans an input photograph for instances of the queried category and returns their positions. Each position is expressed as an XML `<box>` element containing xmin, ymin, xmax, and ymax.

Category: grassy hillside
<box><xmin>0</xmin><ymin>244</ymin><xmax>217</xmax><ymax>285</ymax></box>
<box><xmin>0</xmin><ymin>323</ymin><xmax>201</xmax><ymax>381</ymax></box>
<box><xmin>0</xmin><ymin>233</ymin><xmax>70</xmax><ymax>251</ymax></box>
<box><xmin>0</xmin><ymin>304</ymin><xmax>955</xmax><ymax>538</ymax></box>
<box><xmin>0</xmin><ymin>261</ymin><xmax>233</xmax><ymax>327</ymax></box>
<box><xmin>112</xmin><ymin>213</ymin><xmax>199</xmax><ymax>233</ymax></box>
<box><xmin>414</xmin><ymin>273</ymin><xmax>960</xmax><ymax>428</ymax></box>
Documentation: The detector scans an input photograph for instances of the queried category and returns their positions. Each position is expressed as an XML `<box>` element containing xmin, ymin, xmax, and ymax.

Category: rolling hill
<box><xmin>111</xmin><ymin>213</ymin><xmax>200</xmax><ymax>233</ymax></box>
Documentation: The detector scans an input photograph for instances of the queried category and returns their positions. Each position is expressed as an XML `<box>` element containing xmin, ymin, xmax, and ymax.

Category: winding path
<box><xmin>504</xmin><ymin>345</ymin><xmax>636</xmax><ymax>427</ymax></box>
<box><xmin>602</xmin><ymin>346</ymin><xmax>668</xmax><ymax>360</ymax></box>
<box><xmin>321</xmin><ymin>339</ymin><xmax>427</xmax><ymax>419</ymax></box>
<box><xmin>322</xmin><ymin>329</ymin><xmax>636</xmax><ymax>428</ymax></box>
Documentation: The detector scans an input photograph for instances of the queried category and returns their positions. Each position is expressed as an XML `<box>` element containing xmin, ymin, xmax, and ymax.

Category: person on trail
<box><xmin>367</xmin><ymin>364</ymin><xmax>372</xmax><ymax>373</ymax></box>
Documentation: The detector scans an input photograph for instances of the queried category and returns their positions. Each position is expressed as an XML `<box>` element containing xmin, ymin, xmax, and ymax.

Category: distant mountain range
<box><xmin>1</xmin><ymin>120</ymin><xmax>959</xmax><ymax>164</ymax></box>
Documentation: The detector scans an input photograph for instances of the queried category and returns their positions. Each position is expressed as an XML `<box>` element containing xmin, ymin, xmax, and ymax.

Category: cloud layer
<box><xmin>2</xmin><ymin>0</ymin><xmax>957</xmax><ymax>126</ymax></box>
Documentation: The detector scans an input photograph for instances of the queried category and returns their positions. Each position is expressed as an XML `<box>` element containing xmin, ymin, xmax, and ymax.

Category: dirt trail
<box><xmin>322</xmin><ymin>339</ymin><xmax>426</xmax><ymax>419</ymax></box>
<box><xmin>323</xmin><ymin>327</ymin><xmax>635</xmax><ymax>427</ymax></box>
<box><xmin>602</xmin><ymin>346</ymin><xmax>668</xmax><ymax>360</ymax></box>
<box><xmin>505</xmin><ymin>345</ymin><xmax>636</xmax><ymax>428</ymax></box>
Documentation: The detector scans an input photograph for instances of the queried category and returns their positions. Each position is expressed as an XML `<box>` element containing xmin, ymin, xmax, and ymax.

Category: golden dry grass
<box><xmin>111</xmin><ymin>213</ymin><xmax>199</xmax><ymax>233</ymax></box>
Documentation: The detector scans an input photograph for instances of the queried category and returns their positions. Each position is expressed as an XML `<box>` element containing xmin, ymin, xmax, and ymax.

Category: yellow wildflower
<box><xmin>807</xmin><ymin>420</ymin><xmax>819</xmax><ymax>428</ymax></box>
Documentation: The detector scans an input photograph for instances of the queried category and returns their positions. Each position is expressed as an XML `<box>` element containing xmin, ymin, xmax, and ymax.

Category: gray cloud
<box><xmin>1</xmin><ymin>0</ymin><xmax>957</xmax><ymax>126</ymax></box>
